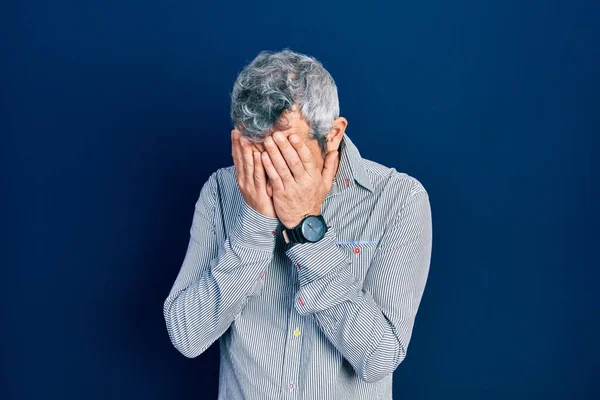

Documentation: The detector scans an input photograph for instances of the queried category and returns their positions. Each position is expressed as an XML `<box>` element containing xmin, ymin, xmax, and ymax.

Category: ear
<box><xmin>325</xmin><ymin>117</ymin><xmax>347</xmax><ymax>152</ymax></box>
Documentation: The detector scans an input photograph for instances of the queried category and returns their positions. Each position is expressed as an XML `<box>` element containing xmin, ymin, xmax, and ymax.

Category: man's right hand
<box><xmin>231</xmin><ymin>129</ymin><xmax>277</xmax><ymax>219</ymax></box>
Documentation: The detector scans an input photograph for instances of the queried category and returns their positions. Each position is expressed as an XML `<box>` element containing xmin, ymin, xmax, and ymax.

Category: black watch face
<box><xmin>301</xmin><ymin>216</ymin><xmax>326</xmax><ymax>242</ymax></box>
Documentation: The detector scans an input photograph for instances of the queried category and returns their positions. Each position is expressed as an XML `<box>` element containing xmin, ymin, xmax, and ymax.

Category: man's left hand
<box><xmin>260</xmin><ymin>131</ymin><xmax>339</xmax><ymax>229</ymax></box>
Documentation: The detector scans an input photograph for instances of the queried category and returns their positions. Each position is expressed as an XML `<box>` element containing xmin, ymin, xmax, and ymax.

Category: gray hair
<box><xmin>230</xmin><ymin>48</ymin><xmax>340</xmax><ymax>155</ymax></box>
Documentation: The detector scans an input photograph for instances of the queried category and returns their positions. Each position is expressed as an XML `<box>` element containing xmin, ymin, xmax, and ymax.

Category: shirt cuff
<box><xmin>285</xmin><ymin>226</ymin><xmax>347</xmax><ymax>286</ymax></box>
<box><xmin>229</xmin><ymin>200</ymin><xmax>280</xmax><ymax>252</ymax></box>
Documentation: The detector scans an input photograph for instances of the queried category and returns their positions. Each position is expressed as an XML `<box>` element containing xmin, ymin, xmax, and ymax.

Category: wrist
<box><xmin>284</xmin><ymin>208</ymin><xmax>322</xmax><ymax>229</ymax></box>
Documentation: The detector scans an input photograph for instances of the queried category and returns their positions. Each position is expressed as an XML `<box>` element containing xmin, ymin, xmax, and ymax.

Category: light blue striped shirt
<box><xmin>163</xmin><ymin>133</ymin><xmax>433</xmax><ymax>399</ymax></box>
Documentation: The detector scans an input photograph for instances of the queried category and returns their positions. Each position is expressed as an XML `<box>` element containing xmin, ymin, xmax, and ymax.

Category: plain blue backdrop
<box><xmin>2</xmin><ymin>1</ymin><xmax>598</xmax><ymax>399</ymax></box>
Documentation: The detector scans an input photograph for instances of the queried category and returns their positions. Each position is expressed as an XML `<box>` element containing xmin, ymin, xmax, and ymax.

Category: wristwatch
<box><xmin>282</xmin><ymin>215</ymin><xmax>328</xmax><ymax>245</ymax></box>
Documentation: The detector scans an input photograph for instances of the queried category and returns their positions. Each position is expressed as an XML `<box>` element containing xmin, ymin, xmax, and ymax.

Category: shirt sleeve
<box><xmin>284</xmin><ymin>187</ymin><xmax>432</xmax><ymax>382</ymax></box>
<box><xmin>163</xmin><ymin>171</ymin><xmax>279</xmax><ymax>358</ymax></box>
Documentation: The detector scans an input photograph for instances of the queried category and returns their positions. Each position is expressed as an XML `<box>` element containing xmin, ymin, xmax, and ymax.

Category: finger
<box><xmin>288</xmin><ymin>133</ymin><xmax>317</xmax><ymax>176</ymax></box>
<box><xmin>266</xmin><ymin>181</ymin><xmax>273</xmax><ymax>197</ymax></box>
<box><xmin>231</xmin><ymin>129</ymin><xmax>244</xmax><ymax>186</ymax></box>
<box><xmin>272</xmin><ymin>131</ymin><xmax>306</xmax><ymax>179</ymax></box>
<box><xmin>322</xmin><ymin>150</ymin><xmax>339</xmax><ymax>189</ymax></box>
<box><xmin>240</xmin><ymin>136</ymin><xmax>255</xmax><ymax>189</ymax></box>
<box><xmin>253</xmin><ymin>150</ymin><xmax>267</xmax><ymax>192</ymax></box>
<box><xmin>264</xmin><ymin>135</ymin><xmax>294</xmax><ymax>187</ymax></box>
<box><xmin>261</xmin><ymin>151</ymin><xmax>285</xmax><ymax>192</ymax></box>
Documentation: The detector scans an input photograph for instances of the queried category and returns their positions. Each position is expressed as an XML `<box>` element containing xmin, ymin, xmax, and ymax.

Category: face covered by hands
<box><xmin>233</xmin><ymin>107</ymin><xmax>347</xmax><ymax>228</ymax></box>
<box><xmin>259</xmin><ymin>130</ymin><xmax>340</xmax><ymax>229</ymax></box>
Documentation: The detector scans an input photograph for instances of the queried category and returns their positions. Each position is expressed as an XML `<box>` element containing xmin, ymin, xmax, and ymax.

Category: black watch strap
<box><xmin>282</xmin><ymin>222</ymin><xmax>306</xmax><ymax>245</ymax></box>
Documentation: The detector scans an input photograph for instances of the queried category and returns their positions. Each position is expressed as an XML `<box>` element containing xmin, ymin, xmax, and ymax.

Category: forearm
<box><xmin>285</xmin><ymin>226</ymin><xmax>403</xmax><ymax>381</ymax></box>
<box><xmin>313</xmin><ymin>294</ymin><xmax>404</xmax><ymax>383</ymax></box>
<box><xmin>164</xmin><ymin>202</ymin><xmax>278</xmax><ymax>358</ymax></box>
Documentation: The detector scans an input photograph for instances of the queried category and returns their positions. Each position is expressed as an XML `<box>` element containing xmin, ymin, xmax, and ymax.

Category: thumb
<box><xmin>322</xmin><ymin>150</ymin><xmax>339</xmax><ymax>187</ymax></box>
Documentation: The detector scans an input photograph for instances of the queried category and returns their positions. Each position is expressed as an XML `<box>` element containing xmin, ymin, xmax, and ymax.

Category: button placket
<box><xmin>280</xmin><ymin>289</ymin><xmax>304</xmax><ymax>397</ymax></box>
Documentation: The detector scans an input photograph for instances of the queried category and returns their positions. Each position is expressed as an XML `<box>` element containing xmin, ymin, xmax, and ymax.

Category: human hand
<box><xmin>231</xmin><ymin>129</ymin><xmax>277</xmax><ymax>218</ymax></box>
<box><xmin>260</xmin><ymin>131</ymin><xmax>339</xmax><ymax>229</ymax></box>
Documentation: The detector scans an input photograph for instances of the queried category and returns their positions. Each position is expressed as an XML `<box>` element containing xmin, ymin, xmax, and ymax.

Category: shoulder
<box><xmin>361</xmin><ymin>160</ymin><xmax>432</xmax><ymax>246</ymax></box>
<box><xmin>202</xmin><ymin>165</ymin><xmax>237</xmax><ymax>189</ymax></box>
<box><xmin>362</xmin><ymin>158</ymin><xmax>429</xmax><ymax>200</ymax></box>
<box><xmin>194</xmin><ymin>165</ymin><xmax>237</xmax><ymax>203</ymax></box>
<box><xmin>214</xmin><ymin>165</ymin><xmax>236</xmax><ymax>182</ymax></box>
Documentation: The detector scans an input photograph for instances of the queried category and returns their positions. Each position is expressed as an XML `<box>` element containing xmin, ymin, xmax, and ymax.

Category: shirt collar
<box><xmin>328</xmin><ymin>133</ymin><xmax>374</xmax><ymax>197</ymax></box>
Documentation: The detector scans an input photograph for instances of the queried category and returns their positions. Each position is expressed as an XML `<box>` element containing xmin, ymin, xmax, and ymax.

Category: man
<box><xmin>163</xmin><ymin>49</ymin><xmax>433</xmax><ymax>399</ymax></box>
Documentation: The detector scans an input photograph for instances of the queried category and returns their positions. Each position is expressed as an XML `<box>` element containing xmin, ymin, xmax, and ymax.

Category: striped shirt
<box><xmin>163</xmin><ymin>132</ymin><xmax>433</xmax><ymax>399</ymax></box>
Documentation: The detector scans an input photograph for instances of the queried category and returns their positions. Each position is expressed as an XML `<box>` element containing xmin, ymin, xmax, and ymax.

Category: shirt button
<box><xmin>293</xmin><ymin>328</ymin><xmax>301</xmax><ymax>337</ymax></box>
<box><xmin>288</xmin><ymin>381</ymin><xmax>296</xmax><ymax>391</ymax></box>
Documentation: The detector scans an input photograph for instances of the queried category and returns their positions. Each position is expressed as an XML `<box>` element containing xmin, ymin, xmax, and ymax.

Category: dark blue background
<box><xmin>3</xmin><ymin>1</ymin><xmax>598</xmax><ymax>399</ymax></box>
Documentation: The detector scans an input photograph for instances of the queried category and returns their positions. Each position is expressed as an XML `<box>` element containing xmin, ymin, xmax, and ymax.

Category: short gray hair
<box><xmin>230</xmin><ymin>48</ymin><xmax>340</xmax><ymax>154</ymax></box>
